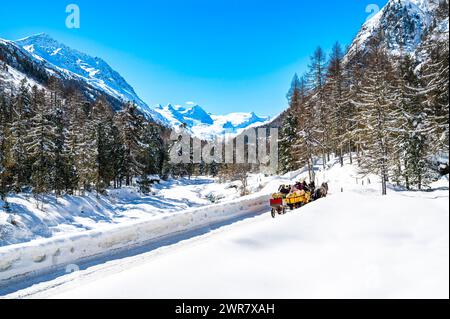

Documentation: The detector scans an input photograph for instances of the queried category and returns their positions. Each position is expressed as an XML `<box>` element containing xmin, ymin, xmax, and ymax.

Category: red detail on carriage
<box><xmin>270</xmin><ymin>198</ymin><xmax>283</xmax><ymax>206</ymax></box>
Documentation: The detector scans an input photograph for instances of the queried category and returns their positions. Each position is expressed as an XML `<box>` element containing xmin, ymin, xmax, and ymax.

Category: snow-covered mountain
<box><xmin>2</xmin><ymin>33</ymin><xmax>167</xmax><ymax>124</ymax></box>
<box><xmin>347</xmin><ymin>0</ymin><xmax>448</xmax><ymax>59</ymax></box>
<box><xmin>2</xmin><ymin>34</ymin><xmax>270</xmax><ymax>136</ymax></box>
<box><xmin>154</xmin><ymin>103</ymin><xmax>270</xmax><ymax>139</ymax></box>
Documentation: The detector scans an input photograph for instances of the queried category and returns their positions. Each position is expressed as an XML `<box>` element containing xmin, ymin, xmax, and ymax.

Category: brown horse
<box><xmin>313</xmin><ymin>182</ymin><xmax>329</xmax><ymax>200</ymax></box>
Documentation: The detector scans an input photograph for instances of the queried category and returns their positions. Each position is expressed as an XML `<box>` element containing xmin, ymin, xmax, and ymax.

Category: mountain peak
<box><xmin>16</xmin><ymin>33</ymin><xmax>60</xmax><ymax>47</ymax></box>
<box><xmin>346</xmin><ymin>0</ymin><xmax>445</xmax><ymax>60</ymax></box>
<box><xmin>17</xmin><ymin>32</ymin><xmax>50</xmax><ymax>40</ymax></box>
<box><xmin>153</xmin><ymin>104</ymin><xmax>270</xmax><ymax>139</ymax></box>
<box><xmin>182</xmin><ymin>105</ymin><xmax>214</xmax><ymax>125</ymax></box>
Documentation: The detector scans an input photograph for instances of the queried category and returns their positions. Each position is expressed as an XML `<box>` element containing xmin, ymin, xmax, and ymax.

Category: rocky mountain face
<box><xmin>347</xmin><ymin>0</ymin><xmax>448</xmax><ymax>60</ymax></box>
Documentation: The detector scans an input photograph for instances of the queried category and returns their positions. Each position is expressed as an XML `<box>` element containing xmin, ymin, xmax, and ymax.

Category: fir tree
<box><xmin>117</xmin><ymin>103</ymin><xmax>146</xmax><ymax>186</ymax></box>
<box><xmin>26</xmin><ymin>87</ymin><xmax>57</xmax><ymax>200</ymax></box>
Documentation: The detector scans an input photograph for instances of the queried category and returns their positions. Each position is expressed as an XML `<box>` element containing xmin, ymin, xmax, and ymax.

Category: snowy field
<box><xmin>1</xmin><ymin>157</ymin><xmax>448</xmax><ymax>299</ymax></box>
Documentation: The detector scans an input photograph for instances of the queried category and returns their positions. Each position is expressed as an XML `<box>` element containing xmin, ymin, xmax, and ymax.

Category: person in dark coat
<box><xmin>279</xmin><ymin>185</ymin><xmax>290</xmax><ymax>195</ymax></box>
<box><xmin>302</xmin><ymin>181</ymin><xmax>309</xmax><ymax>192</ymax></box>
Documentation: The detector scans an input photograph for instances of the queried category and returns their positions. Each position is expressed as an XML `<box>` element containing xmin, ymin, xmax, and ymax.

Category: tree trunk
<box><xmin>349</xmin><ymin>141</ymin><xmax>353</xmax><ymax>165</ymax></box>
<box><xmin>307</xmin><ymin>160</ymin><xmax>313</xmax><ymax>182</ymax></box>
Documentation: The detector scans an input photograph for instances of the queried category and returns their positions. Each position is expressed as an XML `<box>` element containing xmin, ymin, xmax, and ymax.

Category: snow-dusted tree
<box><xmin>326</xmin><ymin>42</ymin><xmax>348</xmax><ymax>166</ymax></box>
<box><xmin>117</xmin><ymin>102</ymin><xmax>146</xmax><ymax>186</ymax></box>
<box><xmin>93</xmin><ymin>103</ymin><xmax>117</xmax><ymax>191</ymax></box>
<box><xmin>142</xmin><ymin>122</ymin><xmax>165</xmax><ymax>176</ymax></box>
<box><xmin>25</xmin><ymin>86</ymin><xmax>56</xmax><ymax>198</ymax></box>
<box><xmin>279</xmin><ymin>75</ymin><xmax>302</xmax><ymax>174</ymax></box>
<box><xmin>279</xmin><ymin>111</ymin><xmax>299</xmax><ymax>174</ymax></box>
<box><xmin>345</xmin><ymin>43</ymin><xmax>366</xmax><ymax>164</ymax></box>
<box><xmin>47</xmin><ymin>79</ymin><xmax>69</xmax><ymax>196</ymax></box>
<box><xmin>419</xmin><ymin>36</ymin><xmax>449</xmax><ymax>156</ymax></box>
<box><xmin>356</xmin><ymin>38</ymin><xmax>397</xmax><ymax>195</ymax></box>
<box><xmin>8</xmin><ymin>79</ymin><xmax>32</xmax><ymax>192</ymax></box>
<box><xmin>391</xmin><ymin>54</ymin><xmax>435</xmax><ymax>189</ymax></box>
<box><xmin>76</xmin><ymin>103</ymin><xmax>99</xmax><ymax>194</ymax></box>
<box><xmin>0</xmin><ymin>91</ymin><xmax>9</xmax><ymax>202</ymax></box>
<box><xmin>63</xmin><ymin>91</ymin><xmax>88</xmax><ymax>194</ymax></box>
<box><xmin>307</xmin><ymin>46</ymin><xmax>330</xmax><ymax>166</ymax></box>
<box><xmin>284</xmin><ymin>73</ymin><xmax>317</xmax><ymax>181</ymax></box>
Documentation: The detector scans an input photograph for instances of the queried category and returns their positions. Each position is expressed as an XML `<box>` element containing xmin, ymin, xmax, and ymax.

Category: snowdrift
<box><xmin>0</xmin><ymin>193</ymin><xmax>269</xmax><ymax>285</ymax></box>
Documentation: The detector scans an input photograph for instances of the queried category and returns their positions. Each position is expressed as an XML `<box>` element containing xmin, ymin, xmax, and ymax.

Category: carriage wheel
<box><xmin>271</xmin><ymin>208</ymin><xmax>276</xmax><ymax>218</ymax></box>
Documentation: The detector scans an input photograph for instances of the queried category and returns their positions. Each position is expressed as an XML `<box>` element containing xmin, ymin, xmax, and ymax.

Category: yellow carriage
<box><xmin>286</xmin><ymin>190</ymin><xmax>311</xmax><ymax>210</ymax></box>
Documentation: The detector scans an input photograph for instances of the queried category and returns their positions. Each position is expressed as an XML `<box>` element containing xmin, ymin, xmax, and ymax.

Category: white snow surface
<box><xmin>0</xmin><ymin>64</ymin><xmax>44</xmax><ymax>92</ymax></box>
<box><xmin>1</xmin><ymin>156</ymin><xmax>448</xmax><ymax>299</ymax></box>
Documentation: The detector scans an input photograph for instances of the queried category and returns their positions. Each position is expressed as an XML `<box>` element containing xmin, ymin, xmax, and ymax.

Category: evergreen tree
<box><xmin>392</xmin><ymin>54</ymin><xmax>434</xmax><ymax>189</ymax></box>
<box><xmin>307</xmin><ymin>46</ymin><xmax>330</xmax><ymax>167</ymax></box>
<box><xmin>279</xmin><ymin>75</ymin><xmax>302</xmax><ymax>173</ymax></box>
<box><xmin>326</xmin><ymin>42</ymin><xmax>347</xmax><ymax>166</ymax></box>
<box><xmin>48</xmin><ymin>80</ymin><xmax>68</xmax><ymax>196</ymax></box>
<box><xmin>8</xmin><ymin>79</ymin><xmax>32</xmax><ymax>192</ymax></box>
<box><xmin>25</xmin><ymin>87</ymin><xmax>56</xmax><ymax>199</ymax></box>
<box><xmin>420</xmin><ymin>37</ymin><xmax>449</xmax><ymax>156</ymax></box>
<box><xmin>355</xmin><ymin>38</ymin><xmax>397</xmax><ymax>195</ymax></box>
<box><xmin>0</xmin><ymin>91</ymin><xmax>9</xmax><ymax>202</ymax></box>
<box><xmin>279</xmin><ymin>111</ymin><xmax>299</xmax><ymax>174</ymax></box>
<box><xmin>117</xmin><ymin>103</ymin><xmax>146</xmax><ymax>186</ymax></box>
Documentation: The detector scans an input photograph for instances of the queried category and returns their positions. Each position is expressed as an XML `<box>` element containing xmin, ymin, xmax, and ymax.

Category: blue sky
<box><xmin>0</xmin><ymin>0</ymin><xmax>387</xmax><ymax>116</ymax></box>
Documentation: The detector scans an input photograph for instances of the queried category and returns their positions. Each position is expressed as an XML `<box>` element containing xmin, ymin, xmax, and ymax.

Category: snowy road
<box><xmin>3</xmin><ymin>185</ymin><xmax>449</xmax><ymax>299</ymax></box>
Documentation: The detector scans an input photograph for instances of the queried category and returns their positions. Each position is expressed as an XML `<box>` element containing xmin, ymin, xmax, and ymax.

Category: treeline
<box><xmin>279</xmin><ymin>33</ymin><xmax>449</xmax><ymax>194</ymax></box>
<box><xmin>0</xmin><ymin>77</ymin><xmax>169</xmax><ymax>202</ymax></box>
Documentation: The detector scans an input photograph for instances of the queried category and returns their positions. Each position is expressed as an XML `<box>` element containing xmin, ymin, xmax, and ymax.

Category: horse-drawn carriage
<box><xmin>270</xmin><ymin>189</ymin><xmax>311</xmax><ymax>218</ymax></box>
<box><xmin>269</xmin><ymin>182</ymin><xmax>328</xmax><ymax>218</ymax></box>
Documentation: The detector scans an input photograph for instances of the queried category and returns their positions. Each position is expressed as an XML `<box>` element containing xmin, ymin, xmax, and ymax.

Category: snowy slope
<box><xmin>0</xmin><ymin>62</ymin><xmax>44</xmax><ymax>92</ymax></box>
<box><xmin>15</xmin><ymin>34</ymin><xmax>140</xmax><ymax>103</ymax></box>
<box><xmin>2</xmin><ymin>157</ymin><xmax>448</xmax><ymax>299</ymax></box>
<box><xmin>154</xmin><ymin>103</ymin><xmax>270</xmax><ymax>139</ymax></box>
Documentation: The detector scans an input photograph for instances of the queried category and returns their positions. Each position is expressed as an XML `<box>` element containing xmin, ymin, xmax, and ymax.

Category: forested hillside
<box><xmin>0</xmin><ymin>75</ymin><xmax>171</xmax><ymax>205</ymax></box>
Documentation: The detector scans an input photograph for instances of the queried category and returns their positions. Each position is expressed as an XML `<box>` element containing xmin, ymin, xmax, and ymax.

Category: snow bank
<box><xmin>0</xmin><ymin>193</ymin><xmax>269</xmax><ymax>285</ymax></box>
<box><xmin>0</xmin><ymin>178</ymin><xmax>237</xmax><ymax>247</ymax></box>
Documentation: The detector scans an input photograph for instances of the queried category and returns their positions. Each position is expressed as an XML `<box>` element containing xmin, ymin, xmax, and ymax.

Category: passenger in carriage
<box><xmin>278</xmin><ymin>185</ymin><xmax>291</xmax><ymax>195</ymax></box>
<box><xmin>302</xmin><ymin>181</ymin><xmax>309</xmax><ymax>192</ymax></box>
<box><xmin>309</xmin><ymin>181</ymin><xmax>316</xmax><ymax>192</ymax></box>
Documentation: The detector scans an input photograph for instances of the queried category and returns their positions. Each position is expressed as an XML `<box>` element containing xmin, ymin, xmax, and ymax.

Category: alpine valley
<box><xmin>0</xmin><ymin>33</ymin><xmax>270</xmax><ymax>139</ymax></box>
<box><xmin>0</xmin><ymin>0</ymin><xmax>448</xmax><ymax>300</ymax></box>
